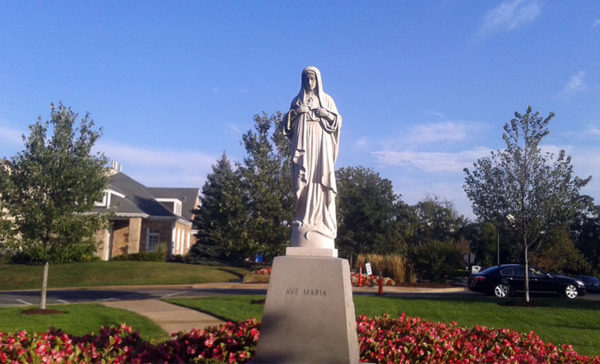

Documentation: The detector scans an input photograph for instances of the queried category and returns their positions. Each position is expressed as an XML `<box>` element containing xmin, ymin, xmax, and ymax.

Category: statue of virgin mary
<box><xmin>284</xmin><ymin>66</ymin><xmax>341</xmax><ymax>254</ymax></box>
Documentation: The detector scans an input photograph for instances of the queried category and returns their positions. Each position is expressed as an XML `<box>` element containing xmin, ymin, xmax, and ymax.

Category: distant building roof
<box><xmin>93</xmin><ymin>172</ymin><xmax>177</xmax><ymax>219</ymax></box>
<box><xmin>147</xmin><ymin>187</ymin><xmax>200</xmax><ymax>221</ymax></box>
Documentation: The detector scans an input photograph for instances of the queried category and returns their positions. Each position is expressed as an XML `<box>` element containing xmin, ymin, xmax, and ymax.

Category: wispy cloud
<box><xmin>354</xmin><ymin>137</ymin><xmax>369</xmax><ymax>151</ymax></box>
<box><xmin>226</xmin><ymin>123</ymin><xmax>243</xmax><ymax>135</ymax></box>
<box><xmin>372</xmin><ymin>147</ymin><xmax>491</xmax><ymax>173</ymax></box>
<box><xmin>96</xmin><ymin>141</ymin><xmax>217</xmax><ymax>187</ymax></box>
<box><xmin>0</xmin><ymin>124</ymin><xmax>24</xmax><ymax>147</ymax></box>
<box><xmin>406</xmin><ymin>121</ymin><xmax>481</xmax><ymax>144</ymax></box>
<box><xmin>558</xmin><ymin>71</ymin><xmax>587</xmax><ymax>99</ymax></box>
<box><xmin>480</xmin><ymin>0</ymin><xmax>541</xmax><ymax>36</ymax></box>
<box><xmin>593</xmin><ymin>19</ymin><xmax>600</xmax><ymax>29</ymax></box>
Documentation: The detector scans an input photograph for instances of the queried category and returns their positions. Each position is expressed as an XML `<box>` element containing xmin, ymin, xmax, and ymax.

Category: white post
<box><xmin>40</xmin><ymin>262</ymin><xmax>49</xmax><ymax>310</ymax></box>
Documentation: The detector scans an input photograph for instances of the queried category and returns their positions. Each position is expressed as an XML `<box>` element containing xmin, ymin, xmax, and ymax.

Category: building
<box><xmin>93</xmin><ymin>170</ymin><xmax>200</xmax><ymax>260</ymax></box>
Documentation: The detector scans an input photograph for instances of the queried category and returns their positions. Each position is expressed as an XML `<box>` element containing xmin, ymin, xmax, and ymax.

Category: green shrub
<box><xmin>112</xmin><ymin>251</ymin><xmax>166</xmax><ymax>262</ymax></box>
<box><xmin>408</xmin><ymin>241</ymin><xmax>464</xmax><ymax>282</ymax></box>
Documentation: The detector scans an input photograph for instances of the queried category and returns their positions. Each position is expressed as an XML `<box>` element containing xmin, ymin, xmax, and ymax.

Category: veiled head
<box><xmin>301</xmin><ymin>66</ymin><xmax>323</xmax><ymax>95</ymax></box>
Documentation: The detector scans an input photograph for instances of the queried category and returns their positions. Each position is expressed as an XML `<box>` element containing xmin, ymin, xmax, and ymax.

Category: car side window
<box><xmin>513</xmin><ymin>267</ymin><xmax>525</xmax><ymax>277</ymax></box>
<box><xmin>529</xmin><ymin>267</ymin><xmax>544</xmax><ymax>277</ymax></box>
<box><xmin>500</xmin><ymin>268</ymin><xmax>513</xmax><ymax>276</ymax></box>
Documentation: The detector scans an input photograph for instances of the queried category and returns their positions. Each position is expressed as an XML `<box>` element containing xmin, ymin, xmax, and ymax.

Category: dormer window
<box><xmin>95</xmin><ymin>189</ymin><xmax>126</xmax><ymax>208</ymax></box>
<box><xmin>156</xmin><ymin>198</ymin><xmax>182</xmax><ymax>216</ymax></box>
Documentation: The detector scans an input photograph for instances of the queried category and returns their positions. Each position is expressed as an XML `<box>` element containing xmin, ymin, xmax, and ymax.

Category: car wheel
<box><xmin>565</xmin><ymin>284</ymin><xmax>578</xmax><ymax>299</ymax></box>
<box><xmin>494</xmin><ymin>284</ymin><xmax>509</xmax><ymax>298</ymax></box>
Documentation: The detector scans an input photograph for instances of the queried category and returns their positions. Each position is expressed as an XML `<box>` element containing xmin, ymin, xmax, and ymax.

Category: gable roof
<box><xmin>94</xmin><ymin>172</ymin><xmax>176</xmax><ymax>218</ymax></box>
<box><xmin>146</xmin><ymin>187</ymin><xmax>200</xmax><ymax>220</ymax></box>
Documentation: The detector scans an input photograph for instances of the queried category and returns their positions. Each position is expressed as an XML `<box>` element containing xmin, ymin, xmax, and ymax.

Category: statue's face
<box><xmin>303</xmin><ymin>72</ymin><xmax>317</xmax><ymax>91</ymax></box>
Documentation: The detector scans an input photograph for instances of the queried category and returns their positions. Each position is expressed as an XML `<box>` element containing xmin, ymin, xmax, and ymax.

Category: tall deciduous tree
<box><xmin>238</xmin><ymin>112</ymin><xmax>294</xmax><ymax>260</ymax></box>
<box><xmin>0</xmin><ymin>103</ymin><xmax>108</xmax><ymax>309</ymax></box>
<box><xmin>464</xmin><ymin>106</ymin><xmax>590</xmax><ymax>301</ymax></box>
<box><xmin>336</xmin><ymin>166</ymin><xmax>403</xmax><ymax>265</ymax></box>
<box><xmin>189</xmin><ymin>153</ymin><xmax>248</xmax><ymax>264</ymax></box>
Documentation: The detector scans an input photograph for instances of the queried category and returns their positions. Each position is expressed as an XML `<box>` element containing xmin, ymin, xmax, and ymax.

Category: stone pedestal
<box><xmin>254</xmin><ymin>256</ymin><xmax>359</xmax><ymax>364</ymax></box>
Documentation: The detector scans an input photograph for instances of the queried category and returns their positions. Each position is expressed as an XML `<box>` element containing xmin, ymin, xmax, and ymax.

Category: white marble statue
<box><xmin>284</xmin><ymin>66</ymin><xmax>341</xmax><ymax>254</ymax></box>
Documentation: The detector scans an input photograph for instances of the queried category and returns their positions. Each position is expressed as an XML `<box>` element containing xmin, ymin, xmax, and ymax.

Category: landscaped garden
<box><xmin>165</xmin><ymin>295</ymin><xmax>600</xmax><ymax>359</ymax></box>
<box><xmin>2</xmin><ymin>295</ymin><xmax>599</xmax><ymax>363</ymax></box>
<box><xmin>0</xmin><ymin>261</ymin><xmax>249</xmax><ymax>290</ymax></box>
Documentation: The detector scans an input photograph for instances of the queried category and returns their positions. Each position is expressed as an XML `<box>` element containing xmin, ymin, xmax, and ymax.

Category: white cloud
<box><xmin>354</xmin><ymin>137</ymin><xmax>369</xmax><ymax>150</ymax></box>
<box><xmin>372</xmin><ymin>147</ymin><xmax>491</xmax><ymax>173</ymax></box>
<box><xmin>558</xmin><ymin>71</ymin><xmax>587</xmax><ymax>99</ymax></box>
<box><xmin>480</xmin><ymin>0</ymin><xmax>541</xmax><ymax>35</ymax></box>
<box><xmin>96</xmin><ymin>141</ymin><xmax>217</xmax><ymax>187</ymax></box>
<box><xmin>0</xmin><ymin>124</ymin><xmax>24</xmax><ymax>147</ymax></box>
<box><xmin>406</xmin><ymin>121</ymin><xmax>480</xmax><ymax>144</ymax></box>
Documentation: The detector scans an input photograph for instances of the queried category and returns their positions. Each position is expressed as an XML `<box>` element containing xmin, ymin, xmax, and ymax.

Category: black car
<box><xmin>574</xmin><ymin>275</ymin><xmax>600</xmax><ymax>293</ymax></box>
<box><xmin>468</xmin><ymin>264</ymin><xmax>586</xmax><ymax>299</ymax></box>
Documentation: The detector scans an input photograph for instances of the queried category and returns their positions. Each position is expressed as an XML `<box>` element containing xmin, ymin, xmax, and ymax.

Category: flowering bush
<box><xmin>1</xmin><ymin>316</ymin><xmax>598</xmax><ymax>363</ymax></box>
<box><xmin>351</xmin><ymin>272</ymin><xmax>396</xmax><ymax>287</ymax></box>
<box><xmin>0</xmin><ymin>321</ymin><xmax>260</xmax><ymax>363</ymax></box>
<box><xmin>252</xmin><ymin>267</ymin><xmax>272</xmax><ymax>276</ymax></box>
<box><xmin>357</xmin><ymin>314</ymin><xmax>600</xmax><ymax>363</ymax></box>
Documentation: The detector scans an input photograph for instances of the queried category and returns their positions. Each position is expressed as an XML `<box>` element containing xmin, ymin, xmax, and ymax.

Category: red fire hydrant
<box><xmin>377</xmin><ymin>271</ymin><xmax>384</xmax><ymax>295</ymax></box>
<box><xmin>358</xmin><ymin>265</ymin><xmax>363</xmax><ymax>287</ymax></box>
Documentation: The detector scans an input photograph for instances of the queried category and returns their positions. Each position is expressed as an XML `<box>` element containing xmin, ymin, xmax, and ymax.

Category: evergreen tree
<box><xmin>189</xmin><ymin>153</ymin><xmax>248</xmax><ymax>264</ymax></box>
<box><xmin>238</xmin><ymin>112</ymin><xmax>294</xmax><ymax>260</ymax></box>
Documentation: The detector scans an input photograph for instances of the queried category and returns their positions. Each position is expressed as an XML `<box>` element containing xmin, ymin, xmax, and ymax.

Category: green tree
<box><xmin>570</xmin><ymin>197</ymin><xmax>600</xmax><ymax>274</ymax></box>
<box><xmin>531</xmin><ymin>228</ymin><xmax>591</xmax><ymax>274</ymax></box>
<box><xmin>188</xmin><ymin>153</ymin><xmax>248</xmax><ymax>264</ymax></box>
<box><xmin>411</xmin><ymin>195</ymin><xmax>466</xmax><ymax>245</ymax></box>
<box><xmin>407</xmin><ymin>240</ymin><xmax>464</xmax><ymax>282</ymax></box>
<box><xmin>336</xmin><ymin>166</ymin><xmax>403</xmax><ymax>265</ymax></box>
<box><xmin>464</xmin><ymin>106</ymin><xmax>590</xmax><ymax>301</ymax></box>
<box><xmin>238</xmin><ymin>112</ymin><xmax>294</xmax><ymax>260</ymax></box>
<box><xmin>0</xmin><ymin>103</ymin><xmax>108</xmax><ymax>309</ymax></box>
<box><xmin>458</xmin><ymin>221</ymin><xmax>497</xmax><ymax>268</ymax></box>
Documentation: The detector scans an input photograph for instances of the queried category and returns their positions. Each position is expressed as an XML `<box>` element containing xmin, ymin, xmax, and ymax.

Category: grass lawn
<box><xmin>0</xmin><ymin>261</ymin><xmax>250</xmax><ymax>290</ymax></box>
<box><xmin>0</xmin><ymin>303</ymin><xmax>168</xmax><ymax>341</ymax></box>
<box><xmin>165</xmin><ymin>295</ymin><xmax>600</xmax><ymax>357</ymax></box>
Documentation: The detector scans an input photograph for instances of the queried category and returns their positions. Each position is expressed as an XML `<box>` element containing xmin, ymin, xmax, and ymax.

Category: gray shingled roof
<box><xmin>93</xmin><ymin>172</ymin><xmax>176</xmax><ymax>218</ymax></box>
<box><xmin>147</xmin><ymin>187</ymin><xmax>200</xmax><ymax>220</ymax></box>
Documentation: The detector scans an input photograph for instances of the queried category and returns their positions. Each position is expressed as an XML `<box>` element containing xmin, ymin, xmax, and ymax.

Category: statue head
<box><xmin>301</xmin><ymin>66</ymin><xmax>322</xmax><ymax>95</ymax></box>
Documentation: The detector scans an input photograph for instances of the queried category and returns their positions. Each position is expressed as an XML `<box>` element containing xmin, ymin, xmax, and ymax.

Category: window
<box><xmin>147</xmin><ymin>229</ymin><xmax>160</xmax><ymax>252</ymax></box>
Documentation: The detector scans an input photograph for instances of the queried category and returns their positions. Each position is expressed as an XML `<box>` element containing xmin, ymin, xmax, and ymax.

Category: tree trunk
<box><xmin>40</xmin><ymin>262</ymin><xmax>49</xmax><ymax>310</ymax></box>
<box><xmin>524</xmin><ymin>243</ymin><xmax>530</xmax><ymax>303</ymax></box>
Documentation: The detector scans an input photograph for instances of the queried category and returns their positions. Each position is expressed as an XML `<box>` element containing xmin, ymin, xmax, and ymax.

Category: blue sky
<box><xmin>1</xmin><ymin>1</ymin><xmax>599</xmax><ymax>218</ymax></box>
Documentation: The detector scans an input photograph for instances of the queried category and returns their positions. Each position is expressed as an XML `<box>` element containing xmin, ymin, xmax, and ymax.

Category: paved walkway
<box><xmin>103</xmin><ymin>299</ymin><xmax>224</xmax><ymax>334</ymax></box>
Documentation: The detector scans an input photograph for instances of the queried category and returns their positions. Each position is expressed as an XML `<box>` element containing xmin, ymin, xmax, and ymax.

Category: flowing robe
<box><xmin>284</xmin><ymin>76</ymin><xmax>341</xmax><ymax>242</ymax></box>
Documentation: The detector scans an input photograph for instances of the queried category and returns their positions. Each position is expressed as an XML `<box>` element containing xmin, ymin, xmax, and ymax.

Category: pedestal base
<box><xmin>254</xmin><ymin>256</ymin><xmax>359</xmax><ymax>364</ymax></box>
<box><xmin>286</xmin><ymin>247</ymin><xmax>338</xmax><ymax>257</ymax></box>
